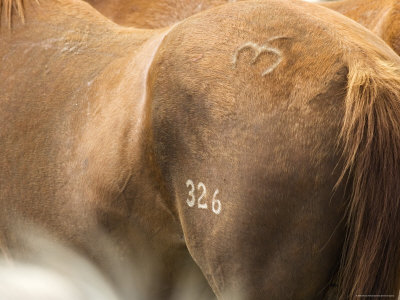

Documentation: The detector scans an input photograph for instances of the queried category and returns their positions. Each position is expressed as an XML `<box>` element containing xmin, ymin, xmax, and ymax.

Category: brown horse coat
<box><xmin>322</xmin><ymin>0</ymin><xmax>400</xmax><ymax>55</ymax></box>
<box><xmin>1</xmin><ymin>0</ymin><xmax>400</xmax><ymax>299</ymax></box>
<box><xmin>84</xmin><ymin>0</ymin><xmax>400</xmax><ymax>56</ymax></box>
<box><xmin>85</xmin><ymin>0</ymin><xmax>232</xmax><ymax>28</ymax></box>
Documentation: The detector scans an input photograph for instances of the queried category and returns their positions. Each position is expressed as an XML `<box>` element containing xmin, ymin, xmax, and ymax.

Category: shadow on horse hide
<box><xmin>1</xmin><ymin>0</ymin><xmax>400</xmax><ymax>299</ymax></box>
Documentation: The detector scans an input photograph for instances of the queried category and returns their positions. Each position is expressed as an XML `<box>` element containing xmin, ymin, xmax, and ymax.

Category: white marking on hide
<box><xmin>61</xmin><ymin>44</ymin><xmax>79</xmax><ymax>53</ymax></box>
<box><xmin>232</xmin><ymin>37</ymin><xmax>288</xmax><ymax>76</ymax></box>
<box><xmin>18</xmin><ymin>29</ymin><xmax>89</xmax><ymax>55</ymax></box>
<box><xmin>185</xmin><ymin>180</ymin><xmax>222</xmax><ymax>215</ymax></box>
<box><xmin>197</xmin><ymin>182</ymin><xmax>207</xmax><ymax>209</ymax></box>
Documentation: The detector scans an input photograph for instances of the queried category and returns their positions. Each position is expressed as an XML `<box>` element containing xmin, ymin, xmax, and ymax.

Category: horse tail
<box><xmin>0</xmin><ymin>0</ymin><xmax>25</xmax><ymax>27</ymax></box>
<box><xmin>337</xmin><ymin>56</ymin><xmax>400</xmax><ymax>299</ymax></box>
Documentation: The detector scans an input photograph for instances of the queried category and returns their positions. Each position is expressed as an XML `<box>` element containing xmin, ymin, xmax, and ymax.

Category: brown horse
<box><xmin>1</xmin><ymin>0</ymin><xmax>400</xmax><ymax>299</ymax></box>
<box><xmin>85</xmin><ymin>0</ymin><xmax>232</xmax><ymax>28</ymax></box>
<box><xmin>322</xmin><ymin>0</ymin><xmax>400</xmax><ymax>56</ymax></box>
<box><xmin>84</xmin><ymin>0</ymin><xmax>400</xmax><ymax>56</ymax></box>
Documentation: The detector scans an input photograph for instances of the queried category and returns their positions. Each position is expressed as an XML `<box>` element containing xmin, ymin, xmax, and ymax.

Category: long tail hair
<box><xmin>0</xmin><ymin>0</ymin><xmax>25</xmax><ymax>27</ymax></box>
<box><xmin>338</xmin><ymin>56</ymin><xmax>400</xmax><ymax>299</ymax></box>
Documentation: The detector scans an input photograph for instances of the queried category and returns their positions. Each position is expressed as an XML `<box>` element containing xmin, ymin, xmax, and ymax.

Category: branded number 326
<box><xmin>185</xmin><ymin>179</ymin><xmax>222</xmax><ymax>215</ymax></box>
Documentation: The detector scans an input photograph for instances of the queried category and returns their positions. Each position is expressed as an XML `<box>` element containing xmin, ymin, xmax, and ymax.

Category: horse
<box><xmin>1</xmin><ymin>0</ymin><xmax>400</xmax><ymax>299</ymax></box>
<box><xmin>321</xmin><ymin>0</ymin><xmax>400</xmax><ymax>56</ymax></box>
<box><xmin>84</xmin><ymin>0</ymin><xmax>233</xmax><ymax>28</ymax></box>
<box><xmin>84</xmin><ymin>0</ymin><xmax>400</xmax><ymax>56</ymax></box>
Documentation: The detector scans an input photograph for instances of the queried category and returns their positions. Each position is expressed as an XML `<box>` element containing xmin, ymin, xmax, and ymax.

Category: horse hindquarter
<box><xmin>148</xmin><ymin>1</ymin><xmax>400</xmax><ymax>298</ymax></box>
